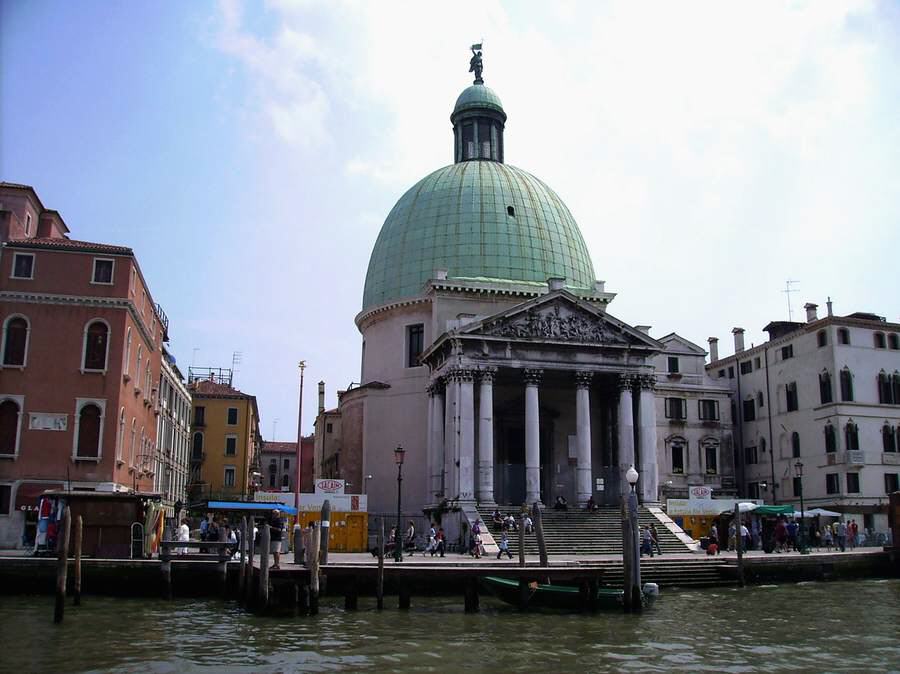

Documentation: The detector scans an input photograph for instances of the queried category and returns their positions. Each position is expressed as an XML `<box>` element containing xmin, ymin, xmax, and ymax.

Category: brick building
<box><xmin>0</xmin><ymin>183</ymin><xmax>170</xmax><ymax>548</ymax></box>
<box><xmin>258</xmin><ymin>436</ymin><xmax>314</xmax><ymax>494</ymax></box>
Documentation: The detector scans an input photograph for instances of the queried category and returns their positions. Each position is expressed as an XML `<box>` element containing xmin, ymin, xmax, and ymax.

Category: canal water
<box><xmin>3</xmin><ymin>579</ymin><xmax>899</xmax><ymax>673</ymax></box>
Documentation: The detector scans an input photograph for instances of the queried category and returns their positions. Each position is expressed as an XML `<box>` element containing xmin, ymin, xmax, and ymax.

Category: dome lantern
<box><xmin>452</xmin><ymin>46</ymin><xmax>506</xmax><ymax>164</ymax></box>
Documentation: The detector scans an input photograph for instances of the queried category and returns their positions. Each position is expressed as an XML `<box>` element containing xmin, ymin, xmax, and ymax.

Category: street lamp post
<box><xmin>794</xmin><ymin>460</ymin><xmax>807</xmax><ymax>553</ymax></box>
<box><xmin>625</xmin><ymin>465</ymin><xmax>642</xmax><ymax>612</ymax></box>
<box><xmin>394</xmin><ymin>445</ymin><xmax>405</xmax><ymax>563</ymax></box>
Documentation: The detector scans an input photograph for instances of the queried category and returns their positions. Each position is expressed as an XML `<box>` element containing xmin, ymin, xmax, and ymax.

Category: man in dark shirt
<box><xmin>269</xmin><ymin>509</ymin><xmax>284</xmax><ymax>570</ymax></box>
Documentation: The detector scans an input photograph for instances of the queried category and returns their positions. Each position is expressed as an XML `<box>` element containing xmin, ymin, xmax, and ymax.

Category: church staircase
<box><xmin>477</xmin><ymin>506</ymin><xmax>694</xmax><ymax>557</ymax></box>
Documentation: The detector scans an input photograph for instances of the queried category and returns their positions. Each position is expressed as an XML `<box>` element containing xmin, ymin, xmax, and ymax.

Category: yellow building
<box><xmin>187</xmin><ymin>371</ymin><xmax>261</xmax><ymax>502</ymax></box>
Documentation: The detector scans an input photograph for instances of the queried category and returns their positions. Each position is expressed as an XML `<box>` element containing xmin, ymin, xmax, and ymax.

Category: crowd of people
<box><xmin>703</xmin><ymin>515</ymin><xmax>869</xmax><ymax>555</ymax></box>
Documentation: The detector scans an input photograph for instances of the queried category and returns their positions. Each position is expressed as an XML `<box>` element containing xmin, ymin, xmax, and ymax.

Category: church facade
<box><xmin>329</xmin><ymin>60</ymin><xmax>734</xmax><ymax>535</ymax></box>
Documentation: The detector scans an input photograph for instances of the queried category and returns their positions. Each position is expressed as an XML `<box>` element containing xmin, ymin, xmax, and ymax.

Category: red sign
<box><xmin>315</xmin><ymin>479</ymin><xmax>345</xmax><ymax>494</ymax></box>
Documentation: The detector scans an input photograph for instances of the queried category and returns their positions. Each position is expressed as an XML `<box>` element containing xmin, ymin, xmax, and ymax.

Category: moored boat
<box><xmin>480</xmin><ymin>575</ymin><xmax>626</xmax><ymax>611</ymax></box>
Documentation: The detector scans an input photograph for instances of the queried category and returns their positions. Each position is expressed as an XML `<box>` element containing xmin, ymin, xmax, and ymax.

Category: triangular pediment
<box><xmin>659</xmin><ymin>332</ymin><xmax>707</xmax><ymax>355</ymax></box>
<box><xmin>457</xmin><ymin>290</ymin><xmax>661</xmax><ymax>349</ymax></box>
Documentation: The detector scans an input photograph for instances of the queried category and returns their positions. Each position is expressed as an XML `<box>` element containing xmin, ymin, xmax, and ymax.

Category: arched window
<box><xmin>837</xmin><ymin>328</ymin><xmax>850</xmax><ymax>345</ymax></box>
<box><xmin>145</xmin><ymin>360</ymin><xmax>152</xmax><ymax>398</ymax></box>
<box><xmin>757</xmin><ymin>391</ymin><xmax>764</xmax><ymax>408</ymax></box>
<box><xmin>874</xmin><ymin>332</ymin><xmax>886</xmax><ymax>349</ymax></box>
<box><xmin>878</xmin><ymin>371</ymin><xmax>894</xmax><ymax>404</ymax></box>
<box><xmin>883</xmin><ymin>424</ymin><xmax>897</xmax><ymax>452</ymax></box>
<box><xmin>192</xmin><ymin>432</ymin><xmax>203</xmax><ymax>461</ymax></box>
<box><xmin>824</xmin><ymin>423</ymin><xmax>837</xmax><ymax>453</ymax></box>
<box><xmin>0</xmin><ymin>398</ymin><xmax>21</xmax><ymax>456</ymax></box>
<box><xmin>702</xmin><ymin>438</ymin><xmax>719</xmax><ymax>474</ymax></box>
<box><xmin>845</xmin><ymin>420</ymin><xmax>859</xmax><ymax>451</ymax></box>
<box><xmin>893</xmin><ymin>372</ymin><xmax>900</xmax><ymax>405</ymax></box>
<box><xmin>135</xmin><ymin>345</ymin><xmax>143</xmax><ymax>389</ymax></box>
<box><xmin>116</xmin><ymin>407</ymin><xmax>126</xmax><ymax>461</ymax></box>
<box><xmin>123</xmin><ymin>328</ymin><xmax>132</xmax><ymax>377</ymax></box>
<box><xmin>82</xmin><ymin>320</ymin><xmax>109</xmax><ymax>371</ymax></box>
<box><xmin>791</xmin><ymin>431</ymin><xmax>801</xmax><ymax>458</ymax></box>
<box><xmin>76</xmin><ymin>404</ymin><xmax>102</xmax><ymax>458</ymax></box>
<box><xmin>840</xmin><ymin>368</ymin><xmax>853</xmax><ymax>402</ymax></box>
<box><xmin>819</xmin><ymin>370</ymin><xmax>833</xmax><ymax>405</ymax></box>
<box><xmin>668</xmin><ymin>436</ymin><xmax>686</xmax><ymax>474</ymax></box>
<box><xmin>817</xmin><ymin>330</ymin><xmax>827</xmax><ymax>347</ymax></box>
<box><xmin>889</xmin><ymin>333</ymin><xmax>899</xmax><ymax>350</ymax></box>
<box><xmin>130</xmin><ymin>419</ymin><xmax>137</xmax><ymax>466</ymax></box>
<box><xmin>2</xmin><ymin>315</ymin><xmax>29</xmax><ymax>366</ymax></box>
<box><xmin>282</xmin><ymin>474</ymin><xmax>290</xmax><ymax>488</ymax></box>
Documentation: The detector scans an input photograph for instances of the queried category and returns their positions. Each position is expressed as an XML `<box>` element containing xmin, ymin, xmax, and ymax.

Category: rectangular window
<box><xmin>717</xmin><ymin>369</ymin><xmax>725</xmax><ymax>378</ymax></box>
<box><xmin>283</xmin><ymin>458</ymin><xmax>290</xmax><ymax>470</ymax></box>
<box><xmin>846</xmin><ymin>472</ymin><xmax>860</xmax><ymax>494</ymax></box>
<box><xmin>781</xmin><ymin>344</ymin><xmax>794</xmax><ymax>360</ymax></box>
<box><xmin>665</xmin><ymin>398</ymin><xmax>686</xmax><ymax>420</ymax></box>
<box><xmin>728</xmin><ymin>366</ymin><xmax>735</xmax><ymax>379</ymax></box>
<box><xmin>0</xmin><ymin>485</ymin><xmax>10</xmax><ymax>515</ymax></box>
<box><xmin>820</xmin><ymin>373</ymin><xmax>833</xmax><ymax>404</ymax></box>
<box><xmin>406</xmin><ymin>324</ymin><xmax>424</xmax><ymax>368</ymax></box>
<box><xmin>92</xmin><ymin>258</ymin><xmax>114</xmax><ymax>284</ymax></box>
<box><xmin>886</xmin><ymin>473</ymin><xmax>899</xmax><ymax>494</ymax></box>
<box><xmin>786</xmin><ymin>382</ymin><xmax>798</xmax><ymax>412</ymax></box>
<box><xmin>671</xmin><ymin>443</ymin><xmax>684</xmax><ymax>474</ymax></box>
<box><xmin>326</xmin><ymin>422</ymin><xmax>333</xmax><ymax>433</ymax></box>
<box><xmin>840</xmin><ymin>370</ymin><xmax>854</xmax><ymax>402</ymax></box>
<box><xmin>462</xmin><ymin>123</ymin><xmax>475</xmax><ymax>159</ymax></box>
<box><xmin>742</xmin><ymin>399</ymin><xmax>756</xmax><ymax>422</ymax></box>
<box><xmin>745</xmin><ymin>446</ymin><xmax>758</xmax><ymax>464</ymax></box>
<box><xmin>224</xmin><ymin>467</ymin><xmax>236</xmax><ymax>487</ymax></box>
<box><xmin>667</xmin><ymin>356</ymin><xmax>680</xmax><ymax>373</ymax></box>
<box><xmin>792</xmin><ymin>476</ymin><xmax>802</xmax><ymax>498</ymax></box>
<box><xmin>193</xmin><ymin>406</ymin><xmax>205</xmax><ymax>426</ymax></box>
<box><xmin>754</xmin><ymin>356</ymin><xmax>761</xmax><ymax>369</ymax></box>
<box><xmin>826</xmin><ymin>473</ymin><xmax>840</xmax><ymax>494</ymax></box>
<box><xmin>11</xmin><ymin>253</ymin><xmax>34</xmax><ymax>279</ymax></box>
<box><xmin>227</xmin><ymin>407</ymin><xmax>238</xmax><ymax>425</ymax></box>
<box><xmin>838</xmin><ymin>328</ymin><xmax>850</xmax><ymax>345</ymax></box>
<box><xmin>740</xmin><ymin>360</ymin><xmax>752</xmax><ymax>375</ymax></box>
<box><xmin>225</xmin><ymin>436</ymin><xmax>237</xmax><ymax>456</ymax></box>
<box><xmin>705</xmin><ymin>444</ymin><xmax>718</xmax><ymax>474</ymax></box>
<box><xmin>698</xmin><ymin>399</ymin><xmax>719</xmax><ymax>421</ymax></box>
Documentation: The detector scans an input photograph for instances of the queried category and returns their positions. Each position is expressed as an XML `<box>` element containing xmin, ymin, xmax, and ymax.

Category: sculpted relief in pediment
<box><xmin>481</xmin><ymin>303</ymin><xmax>627</xmax><ymax>345</ymax></box>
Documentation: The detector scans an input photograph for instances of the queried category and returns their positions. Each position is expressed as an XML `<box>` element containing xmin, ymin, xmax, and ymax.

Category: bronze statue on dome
<box><xmin>469</xmin><ymin>43</ymin><xmax>484</xmax><ymax>84</ymax></box>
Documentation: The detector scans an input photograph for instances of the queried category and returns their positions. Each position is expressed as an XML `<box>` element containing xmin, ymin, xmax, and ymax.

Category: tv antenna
<box><xmin>231</xmin><ymin>351</ymin><xmax>243</xmax><ymax>384</ymax></box>
<box><xmin>783</xmin><ymin>280</ymin><xmax>799</xmax><ymax>322</ymax></box>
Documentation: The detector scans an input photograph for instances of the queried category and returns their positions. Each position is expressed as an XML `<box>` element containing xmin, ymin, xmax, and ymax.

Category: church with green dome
<box><xmin>329</xmin><ymin>50</ymin><xmax>735</xmax><ymax>546</ymax></box>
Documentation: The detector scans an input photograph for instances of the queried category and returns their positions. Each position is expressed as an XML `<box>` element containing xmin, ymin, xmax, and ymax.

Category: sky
<box><xmin>2</xmin><ymin>1</ymin><xmax>899</xmax><ymax>441</ymax></box>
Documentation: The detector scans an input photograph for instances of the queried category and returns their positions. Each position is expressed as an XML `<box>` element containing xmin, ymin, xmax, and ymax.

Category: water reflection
<box><xmin>2</xmin><ymin>579</ymin><xmax>898</xmax><ymax>673</ymax></box>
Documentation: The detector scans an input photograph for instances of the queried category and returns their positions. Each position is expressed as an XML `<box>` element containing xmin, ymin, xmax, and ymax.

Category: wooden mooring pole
<box><xmin>238</xmin><ymin>517</ymin><xmax>247</xmax><ymax>602</ymax></box>
<box><xmin>621</xmin><ymin>497</ymin><xmax>632</xmax><ymax>613</ymax></box>
<box><xmin>518</xmin><ymin>510</ymin><xmax>528</xmax><ymax>610</ymax></box>
<box><xmin>54</xmin><ymin>505</ymin><xmax>71</xmax><ymax>623</ymax></box>
<box><xmin>734</xmin><ymin>503</ymin><xmax>745</xmax><ymax>587</ymax></box>
<box><xmin>258</xmin><ymin>524</ymin><xmax>271</xmax><ymax>610</ymax></box>
<box><xmin>218</xmin><ymin>522</ymin><xmax>228</xmax><ymax>597</ymax></box>
<box><xmin>533</xmin><ymin>502</ymin><xmax>548</xmax><ymax>569</ymax></box>
<box><xmin>73</xmin><ymin>514</ymin><xmax>83</xmax><ymax>606</ymax></box>
<box><xmin>245</xmin><ymin>519</ymin><xmax>256</xmax><ymax>604</ymax></box>
<box><xmin>320</xmin><ymin>500</ymin><xmax>331</xmax><ymax>566</ymax></box>
<box><xmin>376</xmin><ymin>518</ymin><xmax>384</xmax><ymax>610</ymax></box>
<box><xmin>309</xmin><ymin>524</ymin><xmax>321</xmax><ymax>615</ymax></box>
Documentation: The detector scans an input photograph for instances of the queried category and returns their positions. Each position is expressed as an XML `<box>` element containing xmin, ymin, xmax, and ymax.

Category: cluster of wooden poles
<box><xmin>53</xmin><ymin>505</ymin><xmax>82</xmax><ymax>624</ymax></box>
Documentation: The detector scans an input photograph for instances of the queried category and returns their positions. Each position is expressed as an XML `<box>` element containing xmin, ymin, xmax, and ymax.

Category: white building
<box><xmin>707</xmin><ymin>301</ymin><xmax>900</xmax><ymax>533</ymax></box>
<box><xmin>153</xmin><ymin>349</ymin><xmax>191</xmax><ymax>518</ymax></box>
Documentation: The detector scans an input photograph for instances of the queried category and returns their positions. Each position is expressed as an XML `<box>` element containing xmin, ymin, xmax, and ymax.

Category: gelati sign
<box><xmin>315</xmin><ymin>479</ymin><xmax>345</xmax><ymax>495</ymax></box>
<box><xmin>689</xmin><ymin>485</ymin><xmax>713</xmax><ymax>500</ymax></box>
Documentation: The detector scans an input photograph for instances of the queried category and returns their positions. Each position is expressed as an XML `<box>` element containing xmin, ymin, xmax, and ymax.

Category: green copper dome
<box><xmin>453</xmin><ymin>84</ymin><xmax>505</xmax><ymax>116</ymax></box>
<box><xmin>361</xmin><ymin>161</ymin><xmax>597</xmax><ymax>310</ymax></box>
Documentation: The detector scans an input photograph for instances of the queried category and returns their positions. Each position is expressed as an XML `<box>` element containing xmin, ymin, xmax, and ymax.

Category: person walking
<box><xmin>641</xmin><ymin>525</ymin><xmax>654</xmax><ymax>557</ymax></box>
<box><xmin>269</xmin><ymin>509</ymin><xmax>284</xmax><ymax>570</ymax></box>
<box><xmin>650</xmin><ymin>523</ymin><xmax>663</xmax><ymax>556</ymax></box>
<box><xmin>433</xmin><ymin>527</ymin><xmax>446</xmax><ymax>557</ymax></box>
<box><xmin>836</xmin><ymin>520</ymin><xmax>847</xmax><ymax>552</ymax></box>
<box><xmin>496</xmin><ymin>527</ymin><xmax>513</xmax><ymax>560</ymax></box>
<box><xmin>177</xmin><ymin>517</ymin><xmax>190</xmax><ymax>555</ymax></box>
<box><xmin>822</xmin><ymin>525</ymin><xmax>833</xmax><ymax>552</ymax></box>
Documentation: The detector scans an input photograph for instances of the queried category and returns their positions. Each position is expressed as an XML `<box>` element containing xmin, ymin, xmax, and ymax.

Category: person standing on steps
<box><xmin>650</xmin><ymin>523</ymin><xmax>662</xmax><ymax>556</ymax></box>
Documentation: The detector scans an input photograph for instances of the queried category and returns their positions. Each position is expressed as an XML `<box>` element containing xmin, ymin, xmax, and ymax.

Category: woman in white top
<box><xmin>177</xmin><ymin>518</ymin><xmax>190</xmax><ymax>555</ymax></box>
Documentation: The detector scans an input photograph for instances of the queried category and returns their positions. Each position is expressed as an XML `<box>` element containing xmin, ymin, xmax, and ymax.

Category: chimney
<box><xmin>635</xmin><ymin>325</ymin><xmax>651</xmax><ymax>335</ymax></box>
<box><xmin>317</xmin><ymin>381</ymin><xmax>325</xmax><ymax>414</ymax></box>
<box><xmin>708</xmin><ymin>337</ymin><xmax>719</xmax><ymax>362</ymax></box>
<box><xmin>594</xmin><ymin>280</ymin><xmax>606</xmax><ymax>293</ymax></box>
<box><xmin>826</xmin><ymin>296</ymin><xmax>833</xmax><ymax>317</ymax></box>
<box><xmin>547</xmin><ymin>277</ymin><xmax>566</xmax><ymax>291</ymax></box>
<box><xmin>434</xmin><ymin>269</ymin><xmax>448</xmax><ymax>280</ymax></box>
<box><xmin>804</xmin><ymin>302</ymin><xmax>818</xmax><ymax>323</ymax></box>
<box><xmin>732</xmin><ymin>327</ymin><xmax>745</xmax><ymax>353</ymax></box>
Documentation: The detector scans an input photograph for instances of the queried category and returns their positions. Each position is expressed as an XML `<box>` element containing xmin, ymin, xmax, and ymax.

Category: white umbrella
<box><xmin>805</xmin><ymin>507</ymin><xmax>841</xmax><ymax>517</ymax></box>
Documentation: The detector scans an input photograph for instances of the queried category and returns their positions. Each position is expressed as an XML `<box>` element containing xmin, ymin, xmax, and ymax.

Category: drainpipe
<box><xmin>764</xmin><ymin>347</ymin><xmax>777</xmax><ymax>504</ymax></box>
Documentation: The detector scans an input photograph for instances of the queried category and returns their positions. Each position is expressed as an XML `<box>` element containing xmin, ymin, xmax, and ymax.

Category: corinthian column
<box><xmin>617</xmin><ymin>374</ymin><xmax>635</xmax><ymax>497</ymax></box>
<box><xmin>575</xmin><ymin>371</ymin><xmax>593</xmax><ymax>507</ymax></box>
<box><xmin>430</xmin><ymin>380</ymin><xmax>445</xmax><ymax>501</ymax></box>
<box><xmin>524</xmin><ymin>368</ymin><xmax>543</xmax><ymax>505</ymax></box>
<box><xmin>477</xmin><ymin>368</ymin><xmax>496</xmax><ymax>505</ymax></box>
<box><xmin>638</xmin><ymin>374</ymin><xmax>659</xmax><ymax>504</ymax></box>
<box><xmin>458</xmin><ymin>369</ymin><xmax>476</xmax><ymax>502</ymax></box>
<box><xmin>444</xmin><ymin>371</ymin><xmax>458</xmax><ymax>500</ymax></box>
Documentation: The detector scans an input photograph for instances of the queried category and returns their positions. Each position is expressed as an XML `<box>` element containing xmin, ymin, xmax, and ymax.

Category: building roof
<box><xmin>261</xmin><ymin>441</ymin><xmax>298</xmax><ymax>454</ymax></box>
<box><xmin>5</xmin><ymin>236</ymin><xmax>133</xmax><ymax>256</ymax></box>
<box><xmin>188</xmin><ymin>379</ymin><xmax>252</xmax><ymax>398</ymax></box>
<box><xmin>453</xmin><ymin>83</ymin><xmax>505</xmax><ymax>116</ymax></box>
<box><xmin>362</xmin><ymin>161</ymin><xmax>597</xmax><ymax>310</ymax></box>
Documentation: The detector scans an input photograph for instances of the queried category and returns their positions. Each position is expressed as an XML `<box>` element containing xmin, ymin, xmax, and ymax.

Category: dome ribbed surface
<box><xmin>362</xmin><ymin>161</ymin><xmax>596</xmax><ymax>310</ymax></box>
<box><xmin>453</xmin><ymin>84</ymin><xmax>504</xmax><ymax>116</ymax></box>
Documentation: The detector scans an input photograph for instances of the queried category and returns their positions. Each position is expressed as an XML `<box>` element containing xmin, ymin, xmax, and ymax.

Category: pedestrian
<box><xmin>641</xmin><ymin>525</ymin><xmax>654</xmax><ymax>557</ymax></box>
<box><xmin>708</xmin><ymin>522</ymin><xmax>719</xmax><ymax>550</ymax></box>
<box><xmin>405</xmin><ymin>519</ymin><xmax>416</xmax><ymax>552</ymax></box>
<box><xmin>177</xmin><ymin>517</ymin><xmax>190</xmax><ymax>555</ymax></box>
<box><xmin>269</xmin><ymin>509</ymin><xmax>284</xmax><ymax>570</ymax></box>
<box><xmin>425</xmin><ymin>523</ymin><xmax>437</xmax><ymax>556</ymax></box>
<box><xmin>650</xmin><ymin>523</ymin><xmax>662</xmax><ymax>556</ymax></box>
<box><xmin>786</xmin><ymin>519</ymin><xmax>799</xmax><ymax>552</ymax></box>
<box><xmin>524</xmin><ymin>515</ymin><xmax>534</xmax><ymax>534</ymax></box>
<box><xmin>849</xmin><ymin>520</ymin><xmax>858</xmax><ymax>550</ymax></box>
<box><xmin>836</xmin><ymin>520</ymin><xmax>847</xmax><ymax>552</ymax></box>
<box><xmin>496</xmin><ymin>527</ymin><xmax>513</xmax><ymax>560</ymax></box>
<box><xmin>822</xmin><ymin>525</ymin><xmax>833</xmax><ymax>551</ymax></box>
<box><xmin>199</xmin><ymin>515</ymin><xmax>209</xmax><ymax>542</ymax></box>
<box><xmin>774</xmin><ymin>518</ymin><xmax>787</xmax><ymax>553</ymax></box>
<box><xmin>433</xmin><ymin>527</ymin><xmax>446</xmax><ymax>557</ymax></box>
<box><xmin>728</xmin><ymin>521</ymin><xmax>737</xmax><ymax>552</ymax></box>
<box><xmin>740</xmin><ymin>522</ymin><xmax>750</xmax><ymax>552</ymax></box>
<box><xmin>470</xmin><ymin>519</ymin><xmax>483</xmax><ymax>558</ymax></box>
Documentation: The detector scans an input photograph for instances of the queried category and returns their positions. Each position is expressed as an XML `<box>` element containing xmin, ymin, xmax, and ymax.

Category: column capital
<box><xmin>617</xmin><ymin>373</ymin><xmax>634</xmax><ymax>391</ymax></box>
<box><xmin>523</xmin><ymin>368</ymin><xmax>544</xmax><ymax>386</ymax></box>
<box><xmin>637</xmin><ymin>373</ymin><xmax>656</xmax><ymax>390</ymax></box>
<box><xmin>574</xmin><ymin>371</ymin><xmax>594</xmax><ymax>389</ymax></box>
<box><xmin>448</xmin><ymin>367</ymin><xmax>476</xmax><ymax>382</ymax></box>
<box><xmin>477</xmin><ymin>366</ymin><xmax>497</xmax><ymax>384</ymax></box>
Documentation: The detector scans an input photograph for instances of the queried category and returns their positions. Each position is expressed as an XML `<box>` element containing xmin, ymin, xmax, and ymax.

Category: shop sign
<box><xmin>315</xmin><ymin>479</ymin><xmax>345</xmax><ymax>494</ymax></box>
<box><xmin>28</xmin><ymin>413</ymin><xmax>67</xmax><ymax>431</ymax></box>
<box><xmin>689</xmin><ymin>485</ymin><xmax>713</xmax><ymax>500</ymax></box>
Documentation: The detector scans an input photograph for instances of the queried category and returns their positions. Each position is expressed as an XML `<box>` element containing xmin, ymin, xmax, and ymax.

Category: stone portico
<box><xmin>421</xmin><ymin>290</ymin><xmax>663</xmax><ymax>507</ymax></box>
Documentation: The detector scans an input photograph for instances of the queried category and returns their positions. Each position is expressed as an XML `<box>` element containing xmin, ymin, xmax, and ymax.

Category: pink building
<box><xmin>0</xmin><ymin>183</ymin><xmax>169</xmax><ymax>548</ymax></box>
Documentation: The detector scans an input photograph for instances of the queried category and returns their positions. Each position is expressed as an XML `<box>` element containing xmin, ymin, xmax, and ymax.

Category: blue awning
<box><xmin>207</xmin><ymin>501</ymin><xmax>298</xmax><ymax>515</ymax></box>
